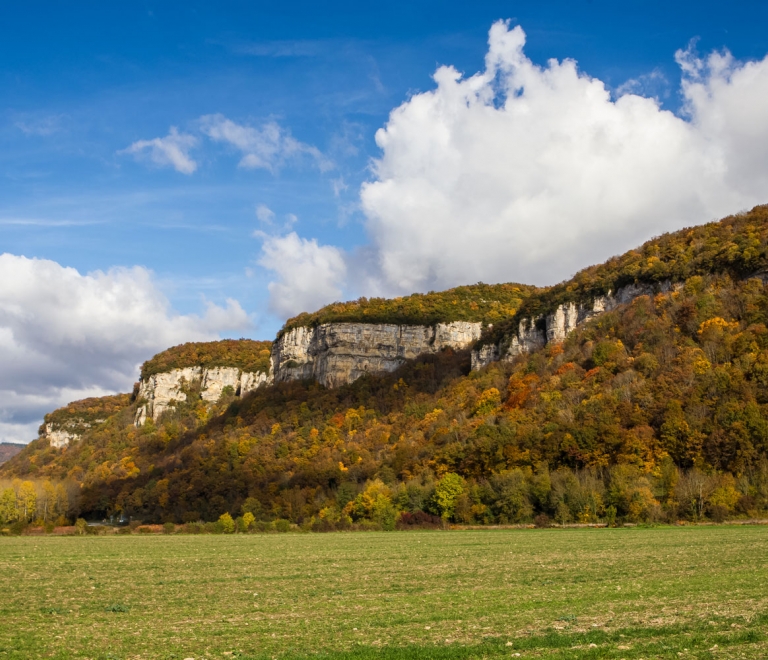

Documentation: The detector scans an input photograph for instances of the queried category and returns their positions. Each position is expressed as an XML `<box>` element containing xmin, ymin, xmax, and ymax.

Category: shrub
<box><xmin>116</xmin><ymin>527</ymin><xmax>132</xmax><ymax>535</ymax></box>
<box><xmin>162</xmin><ymin>522</ymin><xmax>175</xmax><ymax>535</ymax></box>
<box><xmin>8</xmin><ymin>521</ymin><xmax>27</xmax><ymax>535</ymax></box>
<box><xmin>217</xmin><ymin>512</ymin><xmax>235</xmax><ymax>534</ymax></box>
<box><xmin>242</xmin><ymin>511</ymin><xmax>255</xmax><ymax>531</ymax></box>
<box><xmin>396</xmin><ymin>511</ymin><xmax>443</xmax><ymax>530</ymax></box>
<box><xmin>534</xmin><ymin>513</ymin><xmax>551</xmax><ymax>528</ymax></box>
<box><xmin>272</xmin><ymin>519</ymin><xmax>291</xmax><ymax>533</ymax></box>
<box><xmin>74</xmin><ymin>518</ymin><xmax>87</xmax><ymax>535</ymax></box>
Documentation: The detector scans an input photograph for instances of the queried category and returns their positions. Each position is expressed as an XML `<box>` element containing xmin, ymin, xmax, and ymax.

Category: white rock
<box><xmin>472</xmin><ymin>280</ymin><xmax>674</xmax><ymax>371</ymax></box>
<box><xmin>272</xmin><ymin>321</ymin><xmax>482</xmax><ymax>388</ymax></box>
<box><xmin>240</xmin><ymin>369</ymin><xmax>272</xmax><ymax>396</ymax></box>
<box><xmin>134</xmin><ymin>363</ymin><xmax>272</xmax><ymax>426</ymax></box>
<box><xmin>135</xmin><ymin>366</ymin><xmax>202</xmax><ymax>423</ymax></box>
<box><xmin>200</xmin><ymin>366</ymin><xmax>241</xmax><ymax>402</ymax></box>
<box><xmin>45</xmin><ymin>424</ymin><xmax>79</xmax><ymax>449</ymax></box>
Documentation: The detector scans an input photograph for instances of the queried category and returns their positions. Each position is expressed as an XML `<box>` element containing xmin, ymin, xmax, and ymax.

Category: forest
<box><xmin>4</xmin><ymin>206</ymin><xmax>768</xmax><ymax>531</ymax></box>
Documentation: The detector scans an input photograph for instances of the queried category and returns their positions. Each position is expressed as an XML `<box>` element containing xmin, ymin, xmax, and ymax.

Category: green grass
<box><xmin>1</xmin><ymin>526</ymin><xmax>767</xmax><ymax>659</ymax></box>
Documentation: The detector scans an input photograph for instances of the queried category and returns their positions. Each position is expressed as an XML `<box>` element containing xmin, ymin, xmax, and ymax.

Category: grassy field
<box><xmin>1</xmin><ymin>527</ymin><xmax>767</xmax><ymax>659</ymax></box>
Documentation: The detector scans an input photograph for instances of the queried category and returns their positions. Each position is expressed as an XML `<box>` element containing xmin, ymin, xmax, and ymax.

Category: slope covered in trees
<box><xmin>4</xmin><ymin>207</ymin><xmax>768</xmax><ymax>529</ymax></box>
<box><xmin>43</xmin><ymin>393</ymin><xmax>132</xmax><ymax>430</ymax></box>
<box><xmin>480</xmin><ymin>204</ymin><xmax>768</xmax><ymax>347</ymax></box>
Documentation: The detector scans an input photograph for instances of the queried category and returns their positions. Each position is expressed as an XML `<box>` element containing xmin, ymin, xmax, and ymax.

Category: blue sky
<box><xmin>2</xmin><ymin>1</ymin><xmax>768</xmax><ymax>442</ymax></box>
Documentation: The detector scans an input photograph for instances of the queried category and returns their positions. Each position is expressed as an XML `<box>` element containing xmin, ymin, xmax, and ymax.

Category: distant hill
<box><xmin>3</xmin><ymin>205</ymin><xmax>768</xmax><ymax>529</ymax></box>
<box><xmin>0</xmin><ymin>443</ymin><xmax>24</xmax><ymax>465</ymax></box>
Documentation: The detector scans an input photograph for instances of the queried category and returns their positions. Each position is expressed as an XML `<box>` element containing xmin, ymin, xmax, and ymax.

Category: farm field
<box><xmin>1</xmin><ymin>527</ymin><xmax>767</xmax><ymax>659</ymax></box>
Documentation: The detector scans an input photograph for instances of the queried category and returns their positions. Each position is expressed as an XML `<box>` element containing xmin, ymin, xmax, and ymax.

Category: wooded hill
<box><xmin>3</xmin><ymin>206</ymin><xmax>768</xmax><ymax>529</ymax></box>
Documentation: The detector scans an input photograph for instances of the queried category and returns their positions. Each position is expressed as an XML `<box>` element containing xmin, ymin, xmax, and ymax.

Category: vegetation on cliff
<box><xmin>140</xmin><ymin>339</ymin><xmax>272</xmax><ymax>379</ymax></box>
<box><xmin>279</xmin><ymin>282</ymin><xmax>538</xmax><ymax>336</ymax></box>
<box><xmin>479</xmin><ymin>204</ymin><xmax>768</xmax><ymax>347</ymax></box>
<box><xmin>41</xmin><ymin>394</ymin><xmax>132</xmax><ymax>432</ymax></box>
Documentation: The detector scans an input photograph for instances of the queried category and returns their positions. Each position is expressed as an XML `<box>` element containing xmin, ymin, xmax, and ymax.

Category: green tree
<box><xmin>18</xmin><ymin>481</ymin><xmax>37</xmax><ymax>522</ymax></box>
<box><xmin>242</xmin><ymin>511</ymin><xmax>255</xmax><ymax>530</ymax></box>
<box><xmin>218</xmin><ymin>512</ymin><xmax>235</xmax><ymax>533</ymax></box>
<box><xmin>41</xmin><ymin>481</ymin><xmax>56</xmax><ymax>522</ymax></box>
<box><xmin>434</xmin><ymin>473</ymin><xmax>466</xmax><ymax>521</ymax></box>
<box><xmin>0</xmin><ymin>488</ymin><xmax>16</xmax><ymax>524</ymax></box>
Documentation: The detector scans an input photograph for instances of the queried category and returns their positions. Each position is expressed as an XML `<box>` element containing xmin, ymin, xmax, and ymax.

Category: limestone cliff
<box><xmin>271</xmin><ymin>321</ymin><xmax>482</xmax><ymax>388</ymax></box>
<box><xmin>134</xmin><ymin>365</ymin><xmax>272</xmax><ymax>426</ymax></box>
<box><xmin>471</xmin><ymin>282</ymin><xmax>679</xmax><ymax>370</ymax></box>
<box><xmin>44</xmin><ymin>424</ymin><xmax>83</xmax><ymax>449</ymax></box>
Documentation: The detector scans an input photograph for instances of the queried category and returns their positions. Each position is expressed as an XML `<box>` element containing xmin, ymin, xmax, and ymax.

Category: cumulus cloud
<box><xmin>200</xmin><ymin>113</ymin><xmax>332</xmax><ymax>172</ymax></box>
<box><xmin>0</xmin><ymin>254</ymin><xmax>251</xmax><ymax>443</ymax></box>
<box><xmin>120</xmin><ymin>126</ymin><xmax>198</xmax><ymax>174</ymax></box>
<box><xmin>257</xmin><ymin>233</ymin><xmax>346</xmax><ymax>318</ymax></box>
<box><xmin>356</xmin><ymin>21</ymin><xmax>768</xmax><ymax>294</ymax></box>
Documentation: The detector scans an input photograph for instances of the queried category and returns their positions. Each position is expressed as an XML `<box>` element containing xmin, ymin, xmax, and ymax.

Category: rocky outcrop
<box><xmin>134</xmin><ymin>365</ymin><xmax>272</xmax><ymax>426</ymax></box>
<box><xmin>44</xmin><ymin>424</ymin><xmax>85</xmax><ymax>449</ymax></box>
<box><xmin>272</xmin><ymin>321</ymin><xmax>482</xmax><ymax>388</ymax></box>
<box><xmin>472</xmin><ymin>281</ymin><xmax>678</xmax><ymax>370</ymax></box>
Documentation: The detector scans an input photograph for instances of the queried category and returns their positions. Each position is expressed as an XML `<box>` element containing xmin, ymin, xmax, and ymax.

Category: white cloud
<box><xmin>120</xmin><ymin>127</ymin><xmax>198</xmax><ymax>174</ymax></box>
<box><xmin>256</xmin><ymin>204</ymin><xmax>276</xmax><ymax>224</ymax></box>
<box><xmin>0</xmin><ymin>254</ymin><xmax>251</xmax><ymax>443</ymax></box>
<box><xmin>200</xmin><ymin>113</ymin><xmax>332</xmax><ymax>172</ymax></box>
<box><xmin>257</xmin><ymin>232</ymin><xmax>346</xmax><ymax>318</ymax></box>
<box><xmin>354</xmin><ymin>21</ymin><xmax>768</xmax><ymax>294</ymax></box>
<box><xmin>331</xmin><ymin>177</ymin><xmax>348</xmax><ymax>197</ymax></box>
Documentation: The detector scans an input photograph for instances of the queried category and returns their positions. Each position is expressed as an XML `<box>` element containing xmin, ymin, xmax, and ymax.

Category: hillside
<box><xmin>3</xmin><ymin>206</ymin><xmax>768</xmax><ymax>529</ymax></box>
<box><xmin>479</xmin><ymin>205</ymin><xmax>768</xmax><ymax>348</ymax></box>
<box><xmin>42</xmin><ymin>393</ymin><xmax>132</xmax><ymax>431</ymax></box>
<box><xmin>279</xmin><ymin>282</ymin><xmax>538</xmax><ymax>336</ymax></box>
<box><xmin>0</xmin><ymin>443</ymin><xmax>23</xmax><ymax>465</ymax></box>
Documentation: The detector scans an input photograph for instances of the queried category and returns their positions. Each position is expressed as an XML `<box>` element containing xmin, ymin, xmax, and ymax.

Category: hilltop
<box><xmin>3</xmin><ymin>206</ymin><xmax>768</xmax><ymax>529</ymax></box>
<box><xmin>140</xmin><ymin>339</ymin><xmax>272</xmax><ymax>379</ymax></box>
<box><xmin>279</xmin><ymin>282</ymin><xmax>538</xmax><ymax>336</ymax></box>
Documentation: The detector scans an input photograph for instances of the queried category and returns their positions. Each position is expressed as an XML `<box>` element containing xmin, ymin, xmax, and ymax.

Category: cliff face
<box><xmin>271</xmin><ymin>321</ymin><xmax>482</xmax><ymax>388</ymax></box>
<box><xmin>44</xmin><ymin>424</ymin><xmax>83</xmax><ymax>449</ymax></box>
<box><xmin>471</xmin><ymin>282</ymin><xmax>678</xmax><ymax>370</ymax></box>
<box><xmin>134</xmin><ymin>365</ymin><xmax>272</xmax><ymax>426</ymax></box>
